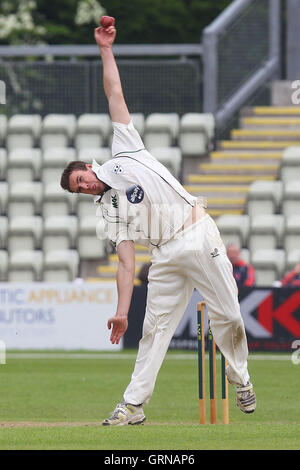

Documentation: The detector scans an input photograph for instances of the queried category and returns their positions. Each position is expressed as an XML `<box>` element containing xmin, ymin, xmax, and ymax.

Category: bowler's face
<box><xmin>69</xmin><ymin>164</ymin><xmax>106</xmax><ymax>195</ymax></box>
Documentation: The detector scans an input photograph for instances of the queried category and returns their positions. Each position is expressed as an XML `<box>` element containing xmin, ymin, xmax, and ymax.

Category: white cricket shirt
<box><xmin>93</xmin><ymin>120</ymin><xmax>203</xmax><ymax>249</ymax></box>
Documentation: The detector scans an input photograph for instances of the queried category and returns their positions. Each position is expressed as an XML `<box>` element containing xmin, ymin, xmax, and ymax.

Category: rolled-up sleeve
<box><xmin>108</xmin><ymin>221</ymin><xmax>133</xmax><ymax>248</ymax></box>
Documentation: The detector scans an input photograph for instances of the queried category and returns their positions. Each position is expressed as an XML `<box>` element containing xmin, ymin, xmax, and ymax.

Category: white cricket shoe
<box><xmin>102</xmin><ymin>402</ymin><xmax>146</xmax><ymax>426</ymax></box>
<box><xmin>233</xmin><ymin>381</ymin><xmax>256</xmax><ymax>413</ymax></box>
<box><xmin>226</xmin><ymin>368</ymin><xmax>256</xmax><ymax>414</ymax></box>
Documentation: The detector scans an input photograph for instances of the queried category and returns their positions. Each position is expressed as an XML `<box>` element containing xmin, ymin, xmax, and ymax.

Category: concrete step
<box><xmin>184</xmin><ymin>185</ymin><xmax>250</xmax><ymax>198</ymax></box>
<box><xmin>231</xmin><ymin>129</ymin><xmax>300</xmax><ymax>140</ymax></box>
<box><xmin>135</xmin><ymin>244</ymin><xmax>149</xmax><ymax>252</ymax></box>
<box><xmin>187</xmin><ymin>174</ymin><xmax>276</xmax><ymax>184</ymax></box>
<box><xmin>210</xmin><ymin>151</ymin><xmax>282</xmax><ymax>163</ymax></box>
<box><xmin>199</xmin><ymin>162</ymin><xmax>278</xmax><ymax>175</ymax></box>
<box><xmin>218</xmin><ymin>140</ymin><xmax>300</xmax><ymax>150</ymax></box>
<box><xmin>240</xmin><ymin>117</ymin><xmax>300</xmax><ymax>129</ymax></box>
<box><xmin>97</xmin><ymin>265</ymin><xmax>140</xmax><ymax>276</ymax></box>
<box><xmin>241</xmin><ymin>106</ymin><xmax>300</xmax><ymax>117</ymax></box>
<box><xmin>87</xmin><ymin>277</ymin><xmax>142</xmax><ymax>285</ymax></box>
<box><xmin>205</xmin><ymin>197</ymin><xmax>245</xmax><ymax>210</ymax></box>
<box><xmin>109</xmin><ymin>253</ymin><xmax>151</xmax><ymax>266</ymax></box>
<box><xmin>207</xmin><ymin>208</ymin><xmax>244</xmax><ymax>217</ymax></box>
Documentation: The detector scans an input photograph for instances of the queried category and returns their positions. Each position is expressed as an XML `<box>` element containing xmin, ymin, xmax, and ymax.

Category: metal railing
<box><xmin>0</xmin><ymin>45</ymin><xmax>203</xmax><ymax>117</ymax></box>
<box><xmin>0</xmin><ymin>44</ymin><xmax>202</xmax><ymax>59</ymax></box>
<box><xmin>0</xmin><ymin>0</ymin><xmax>282</xmax><ymax>127</ymax></box>
<box><xmin>203</xmin><ymin>0</ymin><xmax>281</xmax><ymax>130</ymax></box>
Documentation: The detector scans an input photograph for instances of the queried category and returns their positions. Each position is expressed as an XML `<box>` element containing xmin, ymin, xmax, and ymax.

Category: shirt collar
<box><xmin>92</xmin><ymin>159</ymin><xmax>112</xmax><ymax>204</ymax></box>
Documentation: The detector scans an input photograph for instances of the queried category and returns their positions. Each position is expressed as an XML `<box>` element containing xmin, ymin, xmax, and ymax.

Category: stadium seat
<box><xmin>8</xmin><ymin>216</ymin><xmax>43</xmax><ymax>253</ymax></box>
<box><xmin>75</xmin><ymin>113</ymin><xmax>112</xmax><ymax>150</ymax></box>
<box><xmin>282</xmin><ymin>180</ymin><xmax>300</xmax><ymax>217</ymax></box>
<box><xmin>107</xmin><ymin>113</ymin><xmax>146</xmax><ymax>148</ymax></box>
<box><xmin>150</xmin><ymin>147</ymin><xmax>182</xmax><ymax>178</ymax></box>
<box><xmin>285</xmin><ymin>249</ymin><xmax>300</xmax><ymax>272</ymax></box>
<box><xmin>42</xmin><ymin>147</ymin><xmax>76</xmax><ymax>184</ymax></box>
<box><xmin>77</xmin><ymin>193</ymin><xmax>98</xmax><ymax>218</ymax></box>
<box><xmin>131</xmin><ymin>113</ymin><xmax>145</xmax><ymax>136</ymax></box>
<box><xmin>43</xmin><ymin>249</ymin><xmax>79</xmax><ymax>282</ymax></box>
<box><xmin>144</xmin><ymin>113</ymin><xmax>179</xmax><ymax>149</ymax></box>
<box><xmin>43</xmin><ymin>181</ymin><xmax>77</xmax><ymax>217</ymax></box>
<box><xmin>280</xmin><ymin>147</ymin><xmax>300</xmax><ymax>183</ymax></box>
<box><xmin>246</xmin><ymin>180</ymin><xmax>283</xmax><ymax>217</ymax></box>
<box><xmin>41</xmin><ymin>114</ymin><xmax>76</xmax><ymax>150</ymax></box>
<box><xmin>78</xmin><ymin>148</ymin><xmax>111</xmax><ymax>166</ymax></box>
<box><xmin>0</xmin><ymin>115</ymin><xmax>7</xmax><ymax>147</ymax></box>
<box><xmin>8</xmin><ymin>182</ymin><xmax>42</xmax><ymax>218</ymax></box>
<box><xmin>0</xmin><ymin>182</ymin><xmax>8</xmax><ymax>215</ymax></box>
<box><xmin>0</xmin><ymin>250</ymin><xmax>8</xmax><ymax>281</ymax></box>
<box><xmin>216</xmin><ymin>214</ymin><xmax>250</xmax><ymax>248</ymax></box>
<box><xmin>8</xmin><ymin>250</ymin><xmax>43</xmax><ymax>282</ymax></box>
<box><xmin>6</xmin><ymin>115</ymin><xmax>41</xmax><ymax>151</ymax></box>
<box><xmin>0</xmin><ymin>149</ymin><xmax>7</xmax><ymax>180</ymax></box>
<box><xmin>0</xmin><ymin>216</ymin><xmax>8</xmax><ymax>248</ymax></box>
<box><xmin>43</xmin><ymin>215</ymin><xmax>78</xmax><ymax>253</ymax></box>
<box><xmin>7</xmin><ymin>148</ymin><xmax>42</xmax><ymax>183</ymax></box>
<box><xmin>283</xmin><ymin>215</ymin><xmax>300</xmax><ymax>254</ymax></box>
<box><xmin>77</xmin><ymin>215</ymin><xmax>107</xmax><ymax>259</ymax></box>
<box><xmin>251</xmin><ymin>249</ymin><xmax>285</xmax><ymax>286</ymax></box>
<box><xmin>249</xmin><ymin>214</ymin><xmax>284</xmax><ymax>253</ymax></box>
<box><xmin>241</xmin><ymin>248</ymin><xmax>250</xmax><ymax>264</ymax></box>
<box><xmin>179</xmin><ymin>113</ymin><xmax>215</xmax><ymax>157</ymax></box>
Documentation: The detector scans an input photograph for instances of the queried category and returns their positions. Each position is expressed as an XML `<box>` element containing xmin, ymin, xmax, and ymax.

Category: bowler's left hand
<box><xmin>107</xmin><ymin>315</ymin><xmax>128</xmax><ymax>344</ymax></box>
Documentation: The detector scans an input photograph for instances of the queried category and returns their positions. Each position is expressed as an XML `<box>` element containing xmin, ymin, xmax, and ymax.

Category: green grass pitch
<box><xmin>0</xmin><ymin>350</ymin><xmax>299</xmax><ymax>450</ymax></box>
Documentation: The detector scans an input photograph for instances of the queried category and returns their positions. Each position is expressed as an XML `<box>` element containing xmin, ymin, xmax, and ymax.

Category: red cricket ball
<box><xmin>100</xmin><ymin>16</ymin><xmax>115</xmax><ymax>28</ymax></box>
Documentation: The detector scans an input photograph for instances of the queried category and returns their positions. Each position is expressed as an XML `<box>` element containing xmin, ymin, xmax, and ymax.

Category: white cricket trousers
<box><xmin>123</xmin><ymin>214</ymin><xmax>250</xmax><ymax>405</ymax></box>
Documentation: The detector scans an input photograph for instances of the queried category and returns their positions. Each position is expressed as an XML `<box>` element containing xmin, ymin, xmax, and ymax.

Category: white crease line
<box><xmin>5</xmin><ymin>353</ymin><xmax>292</xmax><ymax>360</ymax></box>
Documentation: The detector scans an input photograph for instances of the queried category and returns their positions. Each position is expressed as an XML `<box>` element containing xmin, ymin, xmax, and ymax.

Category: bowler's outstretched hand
<box><xmin>107</xmin><ymin>315</ymin><xmax>128</xmax><ymax>345</ymax></box>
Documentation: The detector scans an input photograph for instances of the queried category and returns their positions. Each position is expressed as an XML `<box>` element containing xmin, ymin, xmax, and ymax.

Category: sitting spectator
<box><xmin>226</xmin><ymin>243</ymin><xmax>255</xmax><ymax>289</ymax></box>
<box><xmin>281</xmin><ymin>260</ymin><xmax>300</xmax><ymax>287</ymax></box>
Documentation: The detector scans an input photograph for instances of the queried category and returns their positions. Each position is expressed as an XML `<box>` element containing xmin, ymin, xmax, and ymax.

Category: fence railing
<box><xmin>0</xmin><ymin>0</ymin><xmax>282</xmax><ymax>129</ymax></box>
<box><xmin>0</xmin><ymin>58</ymin><xmax>202</xmax><ymax>117</ymax></box>
<box><xmin>0</xmin><ymin>45</ymin><xmax>203</xmax><ymax>117</ymax></box>
<box><xmin>0</xmin><ymin>44</ymin><xmax>202</xmax><ymax>59</ymax></box>
<box><xmin>203</xmin><ymin>0</ymin><xmax>281</xmax><ymax>130</ymax></box>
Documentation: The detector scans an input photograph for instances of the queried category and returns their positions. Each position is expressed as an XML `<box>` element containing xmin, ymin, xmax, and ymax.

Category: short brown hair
<box><xmin>60</xmin><ymin>161</ymin><xmax>88</xmax><ymax>192</ymax></box>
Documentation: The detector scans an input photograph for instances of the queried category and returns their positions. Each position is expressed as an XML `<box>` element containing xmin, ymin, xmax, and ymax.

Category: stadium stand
<box><xmin>43</xmin><ymin>249</ymin><xmax>79</xmax><ymax>282</ymax></box>
<box><xmin>0</xmin><ymin>108</ymin><xmax>300</xmax><ymax>286</ymax></box>
<box><xmin>8</xmin><ymin>250</ymin><xmax>43</xmax><ymax>282</ymax></box>
<box><xmin>6</xmin><ymin>115</ymin><xmax>41</xmax><ymax>151</ymax></box>
<box><xmin>0</xmin><ymin>149</ymin><xmax>7</xmax><ymax>179</ymax></box>
<box><xmin>144</xmin><ymin>113</ymin><xmax>180</xmax><ymax>149</ymax></box>
<box><xmin>75</xmin><ymin>113</ymin><xmax>112</xmax><ymax>150</ymax></box>
<box><xmin>179</xmin><ymin>113</ymin><xmax>215</xmax><ymax>157</ymax></box>
<box><xmin>8</xmin><ymin>215</ymin><xmax>43</xmax><ymax>253</ymax></box>
<box><xmin>7</xmin><ymin>148</ymin><xmax>42</xmax><ymax>183</ymax></box>
<box><xmin>40</xmin><ymin>114</ymin><xmax>76</xmax><ymax>150</ymax></box>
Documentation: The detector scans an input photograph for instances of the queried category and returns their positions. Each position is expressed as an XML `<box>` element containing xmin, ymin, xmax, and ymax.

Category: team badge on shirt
<box><xmin>112</xmin><ymin>164</ymin><xmax>124</xmax><ymax>174</ymax></box>
<box><xmin>126</xmin><ymin>184</ymin><xmax>144</xmax><ymax>204</ymax></box>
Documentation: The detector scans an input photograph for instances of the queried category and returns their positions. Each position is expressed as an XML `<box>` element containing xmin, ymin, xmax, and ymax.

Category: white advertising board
<box><xmin>0</xmin><ymin>282</ymin><xmax>120</xmax><ymax>350</ymax></box>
